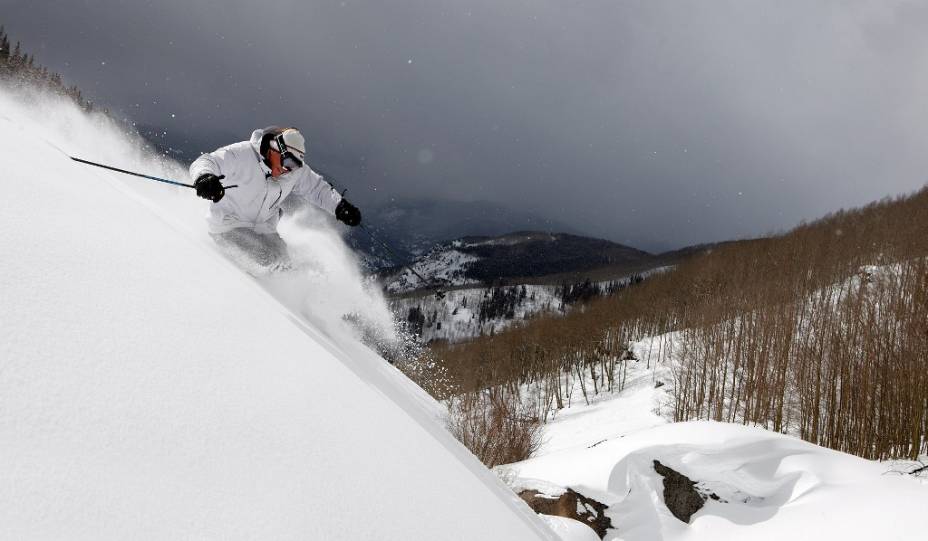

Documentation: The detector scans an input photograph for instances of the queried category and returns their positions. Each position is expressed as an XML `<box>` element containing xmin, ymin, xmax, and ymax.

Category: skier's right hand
<box><xmin>194</xmin><ymin>173</ymin><xmax>226</xmax><ymax>203</ymax></box>
<box><xmin>335</xmin><ymin>198</ymin><xmax>362</xmax><ymax>226</ymax></box>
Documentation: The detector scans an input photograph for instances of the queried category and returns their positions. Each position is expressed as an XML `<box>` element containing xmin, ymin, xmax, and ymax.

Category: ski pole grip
<box><xmin>212</xmin><ymin>174</ymin><xmax>238</xmax><ymax>189</ymax></box>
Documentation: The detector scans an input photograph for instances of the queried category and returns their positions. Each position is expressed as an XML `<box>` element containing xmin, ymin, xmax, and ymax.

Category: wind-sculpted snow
<box><xmin>511</xmin><ymin>421</ymin><xmax>928</xmax><ymax>540</ymax></box>
<box><xmin>0</xmin><ymin>89</ymin><xmax>556</xmax><ymax>540</ymax></box>
<box><xmin>500</xmin><ymin>347</ymin><xmax>928</xmax><ymax>540</ymax></box>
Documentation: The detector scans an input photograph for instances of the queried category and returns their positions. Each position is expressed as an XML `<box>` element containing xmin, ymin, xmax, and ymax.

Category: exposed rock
<box><xmin>519</xmin><ymin>488</ymin><xmax>612</xmax><ymax>539</ymax></box>
<box><xmin>652</xmin><ymin>460</ymin><xmax>706</xmax><ymax>523</ymax></box>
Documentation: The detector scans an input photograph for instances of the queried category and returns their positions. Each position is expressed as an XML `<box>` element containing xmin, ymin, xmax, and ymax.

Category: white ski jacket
<box><xmin>189</xmin><ymin>128</ymin><xmax>343</xmax><ymax>234</ymax></box>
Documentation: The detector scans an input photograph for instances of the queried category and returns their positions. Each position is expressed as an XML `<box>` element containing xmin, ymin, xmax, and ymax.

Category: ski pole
<box><xmin>70</xmin><ymin>157</ymin><xmax>238</xmax><ymax>190</ymax></box>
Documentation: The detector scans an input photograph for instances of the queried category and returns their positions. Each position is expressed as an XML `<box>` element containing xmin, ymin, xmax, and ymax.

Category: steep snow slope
<box><xmin>0</xmin><ymin>91</ymin><xmax>555</xmax><ymax>540</ymax></box>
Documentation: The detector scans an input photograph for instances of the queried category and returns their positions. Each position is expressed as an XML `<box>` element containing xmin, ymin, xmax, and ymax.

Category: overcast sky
<box><xmin>4</xmin><ymin>0</ymin><xmax>928</xmax><ymax>250</ymax></box>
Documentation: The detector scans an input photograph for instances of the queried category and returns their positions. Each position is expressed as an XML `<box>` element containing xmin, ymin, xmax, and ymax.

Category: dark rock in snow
<box><xmin>519</xmin><ymin>488</ymin><xmax>613</xmax><ymax>539</ymax></box>
<box><xmin>652</xmin><ymin>460</ymin><xmax>706</xmax><ymax>523</ymax></box>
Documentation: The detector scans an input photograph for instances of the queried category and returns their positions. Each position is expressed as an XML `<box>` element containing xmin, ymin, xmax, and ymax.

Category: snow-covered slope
<box><xmin>0</xmin><ymin>90</ymin><xmax>556</xmax><ymax>540</ymax></box>
<box><xmin>386</xmin><ymin>243</ymin><xmax>481</xmax><ymax>293</ymax></box>
<box><xmin>391</xmin><ymin>284</ymin><xmax>563</xmax><ymax>342</ymax></box>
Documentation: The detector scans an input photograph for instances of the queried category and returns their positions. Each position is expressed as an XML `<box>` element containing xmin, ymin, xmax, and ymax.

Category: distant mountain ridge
<box><xmin>347</xmin><ymin>199</ymin><xmax>579</xmax><ymax>268</ymax></box>
<box><xmin>451</xmin><ymin>231</ymin><xmax>652</xmax><ymax>282</ymax></box>
<box><xmin>381</xmin><ymin>230</ymin><xmax>655</xmax><ymax>293</ymax></box>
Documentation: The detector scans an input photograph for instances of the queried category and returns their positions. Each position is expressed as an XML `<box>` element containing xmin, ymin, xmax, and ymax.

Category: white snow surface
<box><xmin>537</xmin><ymin>515</ymin><xmax>600</xmax><ymax>541</ymax></box>
<box><xmin>0</xmin><ymin>90</ymin><xmax>556</xmax><ymax>540</ymax></box>
<box><xmin>501</xmin><ymin>341</ymin><xmax>928</xmax><ymax>540</ymax></box>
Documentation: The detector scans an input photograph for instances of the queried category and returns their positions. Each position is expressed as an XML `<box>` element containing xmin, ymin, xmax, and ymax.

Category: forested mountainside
<box><xmin>433</xmin><ymin>188</ymin><xmax>928</xmax><ymax>461</ymax></box>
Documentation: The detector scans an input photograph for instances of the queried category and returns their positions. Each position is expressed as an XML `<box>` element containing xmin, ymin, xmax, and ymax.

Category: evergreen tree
<box><xmin>0</xmin><ymin>26</ymin><xmax>10</xmax><ymax>62</ymax></box>
<box><xmin>0</xmin><ymin>25</ymin><xmax>93</xmax><ymax>111</ymax></box>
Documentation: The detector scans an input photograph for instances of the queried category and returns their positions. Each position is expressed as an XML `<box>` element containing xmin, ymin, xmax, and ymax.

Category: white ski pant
<box><xmin>211</xmin><ymin>228</ymin><xmax>290</xmax><ymax>269</ymax></box>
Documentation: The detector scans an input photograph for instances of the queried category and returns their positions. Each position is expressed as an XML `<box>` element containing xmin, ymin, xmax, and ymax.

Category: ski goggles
<box><xmin>274</xmin><ymin>133</ymin><xmax>304</xmax><ymax>171</ymax></box>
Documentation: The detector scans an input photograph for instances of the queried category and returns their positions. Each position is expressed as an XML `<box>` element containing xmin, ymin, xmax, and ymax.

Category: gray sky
<box><xmin>4</xmin><ymin>0</ymin><xmax>928</xmax><ymax>251</ymax></box>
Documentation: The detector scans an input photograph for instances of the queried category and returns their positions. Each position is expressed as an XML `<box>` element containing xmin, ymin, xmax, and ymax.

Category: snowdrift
<box><xmin>502</xmin><ymin>345</ymin><xmax>928</xmax><ymax>540</ymax></box>
<box><xmin>0</xmin><ymin>90</ymin><xmax>555</xmax><ymax>540</ymax></box>
<box><xmin>512</xmin><ymin>421</ymin><xmax>928</xmax><ymax>540</ymax></box>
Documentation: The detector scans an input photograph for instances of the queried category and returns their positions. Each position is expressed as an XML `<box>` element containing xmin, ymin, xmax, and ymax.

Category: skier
<box><xmin>190</xmin><ymin>126</ymin><xmax>361</xmax><ymax>270</ymax></box>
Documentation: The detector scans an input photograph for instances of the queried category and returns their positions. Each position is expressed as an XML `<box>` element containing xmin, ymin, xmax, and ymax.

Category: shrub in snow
<box><xmin>447</xmin><ymin>387</ymin><xmax>541</xmax><ymax>468</ymax></box>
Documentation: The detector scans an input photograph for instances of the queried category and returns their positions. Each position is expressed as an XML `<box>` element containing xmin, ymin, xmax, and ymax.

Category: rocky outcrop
<box><xmin>519</xmin><ymin>488</ymin><xmax>612</xmax><ymax>539</ymax></box>
<box><xmin>652</xmin><ymin>460</ymin><xmax>711</xmax><ymax>523</ymax></box>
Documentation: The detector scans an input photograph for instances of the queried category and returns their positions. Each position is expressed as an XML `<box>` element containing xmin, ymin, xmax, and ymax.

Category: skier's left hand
<box><xmin>194</xmin><ymin>173</ymin><xmax>226</xmax><ymax>203</ymax></box>
<box><xmin>335</xmin><ymin>198</ymin><xmax>362</xmax><ymax>227</ymax></box>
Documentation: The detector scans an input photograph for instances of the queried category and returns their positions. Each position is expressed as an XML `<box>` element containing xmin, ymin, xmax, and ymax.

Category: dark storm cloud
<box><xmin>4</xmin><ymin>0</ymin><xmax>928</xmax><ymax>251</ymax></box>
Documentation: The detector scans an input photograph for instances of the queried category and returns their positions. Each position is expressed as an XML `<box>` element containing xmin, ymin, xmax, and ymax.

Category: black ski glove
<box><xmin>194</xmin><ymin>173</ymin><xmax>226</xmax><ymax>203</ymax></box>
<box><xmin>335</xmin><ymin>198</ymin><xmax>362</xmax><ymax>227</ymax></box>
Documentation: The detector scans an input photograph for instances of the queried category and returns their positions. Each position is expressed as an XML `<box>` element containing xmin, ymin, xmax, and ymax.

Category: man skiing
<box><xmin>190</xmin><ymin>126</ymin><xmax>361</xmax><ymax>270</ymax></box>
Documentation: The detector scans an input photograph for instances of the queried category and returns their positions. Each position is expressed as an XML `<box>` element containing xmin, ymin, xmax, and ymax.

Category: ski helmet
<box><xmin>269</xmin><ymin>127</ymin><xmax>306</xmax><ymax>171</ymax></box>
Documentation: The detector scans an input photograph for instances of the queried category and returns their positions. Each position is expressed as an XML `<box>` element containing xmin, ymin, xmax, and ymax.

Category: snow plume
<box><xmin>0</xmin><ymin>85</ymin><xmax>407</xmax><ymax>354</ymax></box>
<box><xmin>0</xmin><ymin>84</ymin><xmax>189</xmax><ymax>198</ymax></box>
<box><xmin>274</xmin><ymin>207</ymin><xmax>399</xmax><ymax>346</ymax></box>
